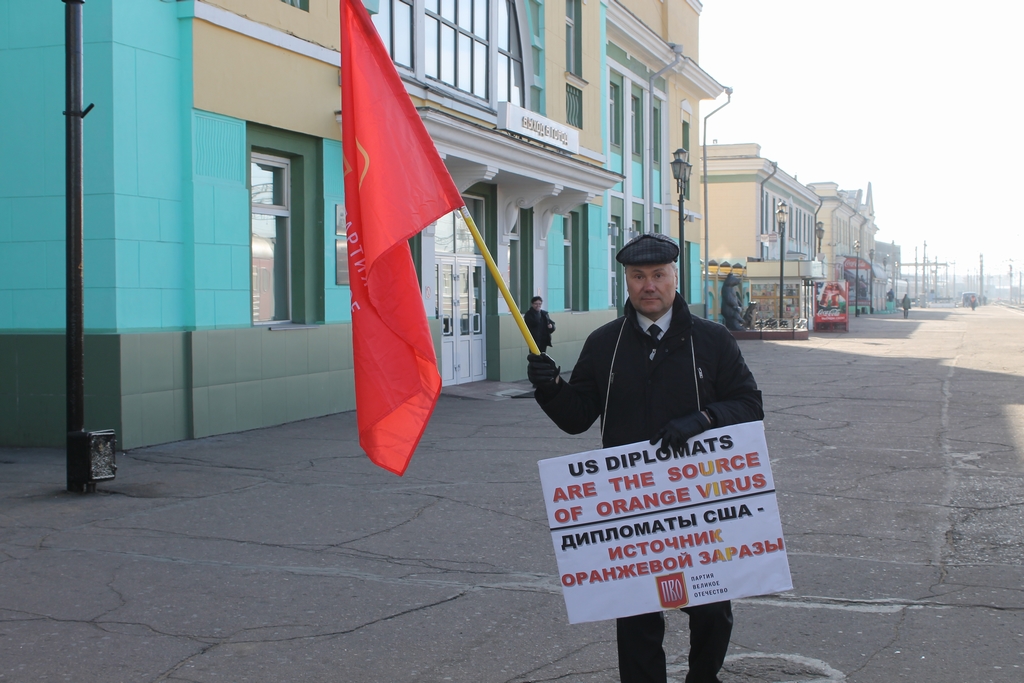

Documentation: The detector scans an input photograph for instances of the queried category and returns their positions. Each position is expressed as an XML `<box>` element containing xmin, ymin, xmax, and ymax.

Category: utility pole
<box><xmin>914</xmin><ymin>247</ymin><xmax>919</xmax><ymax>300</ymax></box>
<box><xmin>64</xmin><ymin>0</ymin><xmax>115</xmax><ymax>492</ymax></box>
<box><xmin>980</xmin><ymin>254</ymin><xmax>985</xmax><ymax>305</ymax></box>
<box><xmin>922</xmin><ymin>241</ymin><xmax>928</xmax><ymax>306</ymax></box>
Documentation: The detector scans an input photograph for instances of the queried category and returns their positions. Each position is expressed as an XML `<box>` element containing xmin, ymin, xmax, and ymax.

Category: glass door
<box><xmin>437</xmin><ymin>255</ymin><xmax>486</xmax><ymax>385</ymax></box>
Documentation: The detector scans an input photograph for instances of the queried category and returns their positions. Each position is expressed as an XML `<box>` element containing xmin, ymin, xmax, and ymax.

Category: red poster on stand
<box><xmin>814</xmin><ymin>281</ymin><xmax>849</xmax><ymax>330</ymax></box>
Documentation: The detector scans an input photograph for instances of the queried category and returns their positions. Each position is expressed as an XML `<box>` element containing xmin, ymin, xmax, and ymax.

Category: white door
<box><xmin>437</xmin><ymin>255</ymin><xmax>486</xmax><ymax>386</ymax></box>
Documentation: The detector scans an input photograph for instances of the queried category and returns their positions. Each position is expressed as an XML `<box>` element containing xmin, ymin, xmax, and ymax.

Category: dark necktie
<box><xmin>647</xmin><ymin>324</ymin><xmax>661</xmax><ymax>360</ymax></box>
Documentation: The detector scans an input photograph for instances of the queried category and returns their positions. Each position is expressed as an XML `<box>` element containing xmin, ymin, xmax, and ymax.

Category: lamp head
<box><xmin>775</xmin><ymin>201</ymin><xmax>788</xmax><ymax>229</ymax></box>
<box><xmin>670</xmin><ymin>148</ymin><xmax>691</xmax><ymax>183</ymax></box>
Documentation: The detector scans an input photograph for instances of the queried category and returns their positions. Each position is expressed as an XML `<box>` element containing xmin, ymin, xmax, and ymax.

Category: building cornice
<box><xmin>606</xmin><ymin>1</ymin><xmax>724</xmax><ymax>100</ymax></box>
<box><xmin>706</xmin><ymin>156</ymin><xmax>820</xmax><ymax>206</ymax></box>
<box><xmin>194</xmin><ymin>1</ymin><xmax>340</xmax><ymax>66</ymax></box>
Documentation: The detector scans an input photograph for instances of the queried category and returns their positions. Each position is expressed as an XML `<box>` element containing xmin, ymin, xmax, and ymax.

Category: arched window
<box><xmin>496</xmin><ymin>0</ymin><xmax>524</xmax><ymax>105</ymax></box>
<box><xmin>371</xmin><ymin>0</ymin><xmax>526</xmax><ymax>107</ymax></box>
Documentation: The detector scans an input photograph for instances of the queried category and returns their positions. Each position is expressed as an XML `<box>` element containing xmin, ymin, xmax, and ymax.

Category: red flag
<box><xmin>340</xmin><ymin>0</ymin><xmax>463</xmax><ymax>475</ymax></box>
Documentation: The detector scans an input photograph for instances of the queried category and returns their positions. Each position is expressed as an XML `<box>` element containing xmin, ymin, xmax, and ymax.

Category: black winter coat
<box><xmin>524</xmin><ymin>307</ymin><xmax>554</xmax><ymax>350</ymax></box>
<box><xmin>536</xmin><ymin>294</ymin><xmax>763</xmax><ymax>448</ymax></box>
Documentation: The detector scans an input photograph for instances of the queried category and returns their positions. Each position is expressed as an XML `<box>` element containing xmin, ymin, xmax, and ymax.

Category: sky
<box><xmin>699</xmin><ymin>0</ymin><xmax>1024</xmax><ymax>285</ymax></box>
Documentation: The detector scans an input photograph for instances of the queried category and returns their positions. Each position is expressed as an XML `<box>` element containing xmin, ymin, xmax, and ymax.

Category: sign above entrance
<box><xmin>498</xmin><ymin>102</ymin><xmax>580</xmax><ymax>154</ymax></box>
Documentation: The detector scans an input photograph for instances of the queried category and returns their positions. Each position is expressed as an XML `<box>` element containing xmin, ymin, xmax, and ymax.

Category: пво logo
<box><xmin>656</xmin><ymin>572</ymin><xmax>689</xmax><ymax>608</ymax></box>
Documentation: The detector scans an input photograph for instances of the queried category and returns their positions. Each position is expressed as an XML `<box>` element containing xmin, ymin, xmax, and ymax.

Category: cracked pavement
<box><xmin>2</xmin><ymin>305</ymin><xmax>1024</xmax><ymax>682</ymax></box>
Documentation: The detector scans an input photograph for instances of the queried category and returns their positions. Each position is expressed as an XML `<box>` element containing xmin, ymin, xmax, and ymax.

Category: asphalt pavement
<box><xmin>2</xmin><ymin>305</ymin><xmax>1024</xmax><ymax>682</ymax></box>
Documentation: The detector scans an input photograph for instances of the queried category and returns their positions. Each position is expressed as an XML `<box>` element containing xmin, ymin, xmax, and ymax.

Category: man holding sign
<box><xmin>527</xmin><ymin>233</ymin><xmax>764</xmax><ymax>683</ymax></box>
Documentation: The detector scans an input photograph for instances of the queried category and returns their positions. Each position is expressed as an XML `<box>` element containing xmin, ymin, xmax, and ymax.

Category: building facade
<box><xmin>808</xmin><ymin>182</ymin><xmax>883</xmax><ymax>314</ymax></box>
<box><xmin>703</xmin><ymin>144</ymin><xmax>822</xmax><ymax>322</ymax></box>
<box><xmin>0</xmin><ymin>0</ymin><xmax>723</xmax><ymax>449</ymax></box>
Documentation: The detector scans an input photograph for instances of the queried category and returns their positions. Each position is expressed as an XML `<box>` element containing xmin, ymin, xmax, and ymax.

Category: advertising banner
<box><xmin>814</xmin><ymin>281</ymin><xmax>849</xmax><ymax>326</ymax></box>
<box><xmin>842</xmin><ymin>257</ymin><xmax>870</xmax><ymax>306</ymax></box>
<box><xmin>538</xmin><ymin>421</ymin><xmax>792</xmax><ymax>624</ymax></box>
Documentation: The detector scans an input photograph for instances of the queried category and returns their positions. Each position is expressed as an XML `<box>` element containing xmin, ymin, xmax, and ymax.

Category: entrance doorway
<box><xmin>434</xmin><ymin>200</ymin><xmax>487</xmax><ymax>386</ymax></box>
<box><xmin>436</xmin><ymin>255</ymin><xmax>486</xmax><ymax>385</ymax></box>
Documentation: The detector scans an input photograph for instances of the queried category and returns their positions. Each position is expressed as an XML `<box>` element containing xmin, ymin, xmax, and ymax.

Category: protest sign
<box><xmin>538</xmin><ymin>421</ymin><xmax>791</xmax><ymax>624</ymax></box>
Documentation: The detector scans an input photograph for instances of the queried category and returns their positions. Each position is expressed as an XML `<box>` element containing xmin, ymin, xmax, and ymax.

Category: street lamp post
<box><xmin>776</xmin><ymin>201</ymin><xmax>789</xmax><ymax>323</ymax></box>
<box><xmin>894</xmin><ymin>260</ymin><xmax>899</xmax><ymax>302</ymax></box>
<box><xmin>854</xmin><ymin>240</ymin><xmax>861</xmax><ymax>317</ymax></box>
<box><xmin>670</xmin><ymin>148</ymin><xmax>692</xmax><ymax>302</ymax></box>
<box><xmin>815</xmin><ymin>221</ymin><xmax>824</xmax><ymax>258</ymax></box>
<box><xmin>882</xmin><ymin>255</ymin><xmax>889</xmax><ymax>310</ymax></box>
<box><xmin>869</xmin><ymin>248</ymin><xmax>875</xmax><ymax>313</ymax></box>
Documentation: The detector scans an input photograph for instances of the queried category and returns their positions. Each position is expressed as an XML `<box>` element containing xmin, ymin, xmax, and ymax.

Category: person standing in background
<box><xmin>524</xmin><ymin>296</ymin><xmax>555</xmax><ymax>353</ymax></box>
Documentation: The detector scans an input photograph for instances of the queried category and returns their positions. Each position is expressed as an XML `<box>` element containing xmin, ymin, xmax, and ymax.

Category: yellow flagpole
<box><xmin>458</xmin><ymin>206</ymin><xmax>541</xmax><ymax>356</ymax></box>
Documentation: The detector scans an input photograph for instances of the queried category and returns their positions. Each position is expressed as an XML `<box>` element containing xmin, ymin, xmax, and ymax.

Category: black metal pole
<box><xmin>778</xmin><ymin>223</ymin><xmax>785</xmax><ymax>322</ymax></box>
<box><xmin>65</xmin><ymin>0</ymin><xmax>89</xmax><ymax>492</ymax></box>
<box><xmin>869</xmin><ymin>254</ymin><xmax>874</xmax><ymax>313</ymax></box>
<box><xmin>678</xmin><ymin>188</ymin><xmax>685</xmax><ymax>302</ymax></box>
<box><xmin>855</xmin><ymin>253</ymin><xmax>860</xmax><ymax>317</ymax></box>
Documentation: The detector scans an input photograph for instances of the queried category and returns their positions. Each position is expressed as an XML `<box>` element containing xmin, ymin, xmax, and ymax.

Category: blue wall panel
<box><xmin>0</xmin><ymin>0</ymin><xmax>195</xmax><ymax>333</ymax></box>
<box><xmin>547</xmin><ymin>216</ymin><xmax>565</xmax><ymax>311</ymax></box>
<box><xmin>111</xmin><ymin>43</ymin><xmax>139</xmax><ymax>196</ymax></box>
<box><xmin>688</xmin><ymin>241</ymin><xmax>702</xmax><ymax>305</ymax></box>
<box><xmin>631</xmin><ymin>159</ymin><xmax>644</xmax><ymax>199</ymax></box>
<box><xmin>323</xmin><ymin>139</ymin><xmax>351</xmax><ymax>323</ymax></box>
<box><xmin>137</xmin><ymin>109</ymin><xmax>184</xmax><ymax>195</ymax></box>
<box><xmin>0</xmin><ymin>0</ymin><xmax>78</xmax><ymax>330</ymax></box>
<box><xmin>115</xmin><ymin>240</ymin><xmax>141</xmax><ymax>289</ymax></box>
<box><xmin>0</xmin><ymin>198</ymin><xmax>9</xmax><ymax>243</ymax></box>
<box><xmin>192</xmin><ymin>110</ymin><xmax>249</xmax><ymax>329</ymax></box>
<box><xmin>588</xmin><ymin>202</ymin><xmax>609</xmax><ymax>310</ymax></box>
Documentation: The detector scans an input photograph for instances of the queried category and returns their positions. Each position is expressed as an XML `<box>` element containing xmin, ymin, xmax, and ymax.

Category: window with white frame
<box><xmin>251</xmin><ymin>155</ymin><xmax>291</xmax><ymax>323</ymax></box>
<box><xmin>630</xmin><ymin>93</ymin><xmax>642</xmax><ymax>160</ymax></box>
<box><xmin>424</xmin><ymin>0</ymin><xmax>488</xmax><ymax>98</ymax></box>
<box><xmin>496</xmin><ymin>0</ymin><xmax>525</xmax><ymax>105</ymax></box>
<box><xmin>372</xmin><ymin>0</ymin><xmax>414</xmax><ymax>68</ymax></box>
<box><xmin>609</xmin><ymin>81</ymin><xmax>622</xmax><ymax>147</ymax></box>
<box><xmin>565</xmin><ymin>0</ymin><xmax>581</xmax><ymax>76</ymax></box>
<box><xmin>371</xmin><ymin>1</ymin><xmax>526</xmax><ymax>107</ymax></box>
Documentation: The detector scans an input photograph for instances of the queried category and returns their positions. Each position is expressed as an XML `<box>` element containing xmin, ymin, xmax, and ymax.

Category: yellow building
<box><xmin>704</xmin><ymin>144</ymin><xmax>822</xmax><ymax>322</ymax></box>
<box><xmin>605</xmin><ymin>0</ymin><xmax>727</xmax><ymax>309</ymax></box>
<box><xmin>808</xmin><ymin>182</ymin><xmax>882</xmax><ymax>314</ymax></box>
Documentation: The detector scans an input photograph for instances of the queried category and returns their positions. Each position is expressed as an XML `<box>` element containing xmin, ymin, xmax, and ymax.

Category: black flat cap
<box><xmin>616</xmin><ymin>233</ymin><xmax>680</xmax><ymax>265</ymax></box>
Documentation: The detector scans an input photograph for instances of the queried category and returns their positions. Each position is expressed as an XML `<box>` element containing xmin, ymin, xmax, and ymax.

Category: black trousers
<box><xmin>616</xmin><ymin>601</ymin><xmax>733</xmax><ymax>683</ymax></box>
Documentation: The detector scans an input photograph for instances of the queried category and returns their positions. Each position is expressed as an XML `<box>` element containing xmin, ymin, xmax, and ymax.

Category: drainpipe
<box><xmin>701</xmin><ymin>87</ymin><xmax>732</xmax><ymax>318</ymax></box>
<box><xmin>647</xmin><ymin>43</ymin><xmax>683</xmax><ymax>236</ymax></box>
<box><xmin>758</xmin><ymin>160</ymin><xmax>779</xmax><ymax>257</ymax></box>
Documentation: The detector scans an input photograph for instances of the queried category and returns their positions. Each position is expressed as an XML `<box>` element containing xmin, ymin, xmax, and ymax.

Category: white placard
<box><xmin>538</xmin><ymin>421</ymin><xmax>792</xmax><ymax>624</ymax></box>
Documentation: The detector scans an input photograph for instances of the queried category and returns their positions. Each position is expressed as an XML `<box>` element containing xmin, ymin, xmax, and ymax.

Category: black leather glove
<box><xmin>651</xmin><ymin>412</ymin><xmax>712</xmax><ymax>456</ymax></box>
<box><xmin>527</xmin><ymin>353</ymin><xmax>560</xmax><ymax>387</ymax></box>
